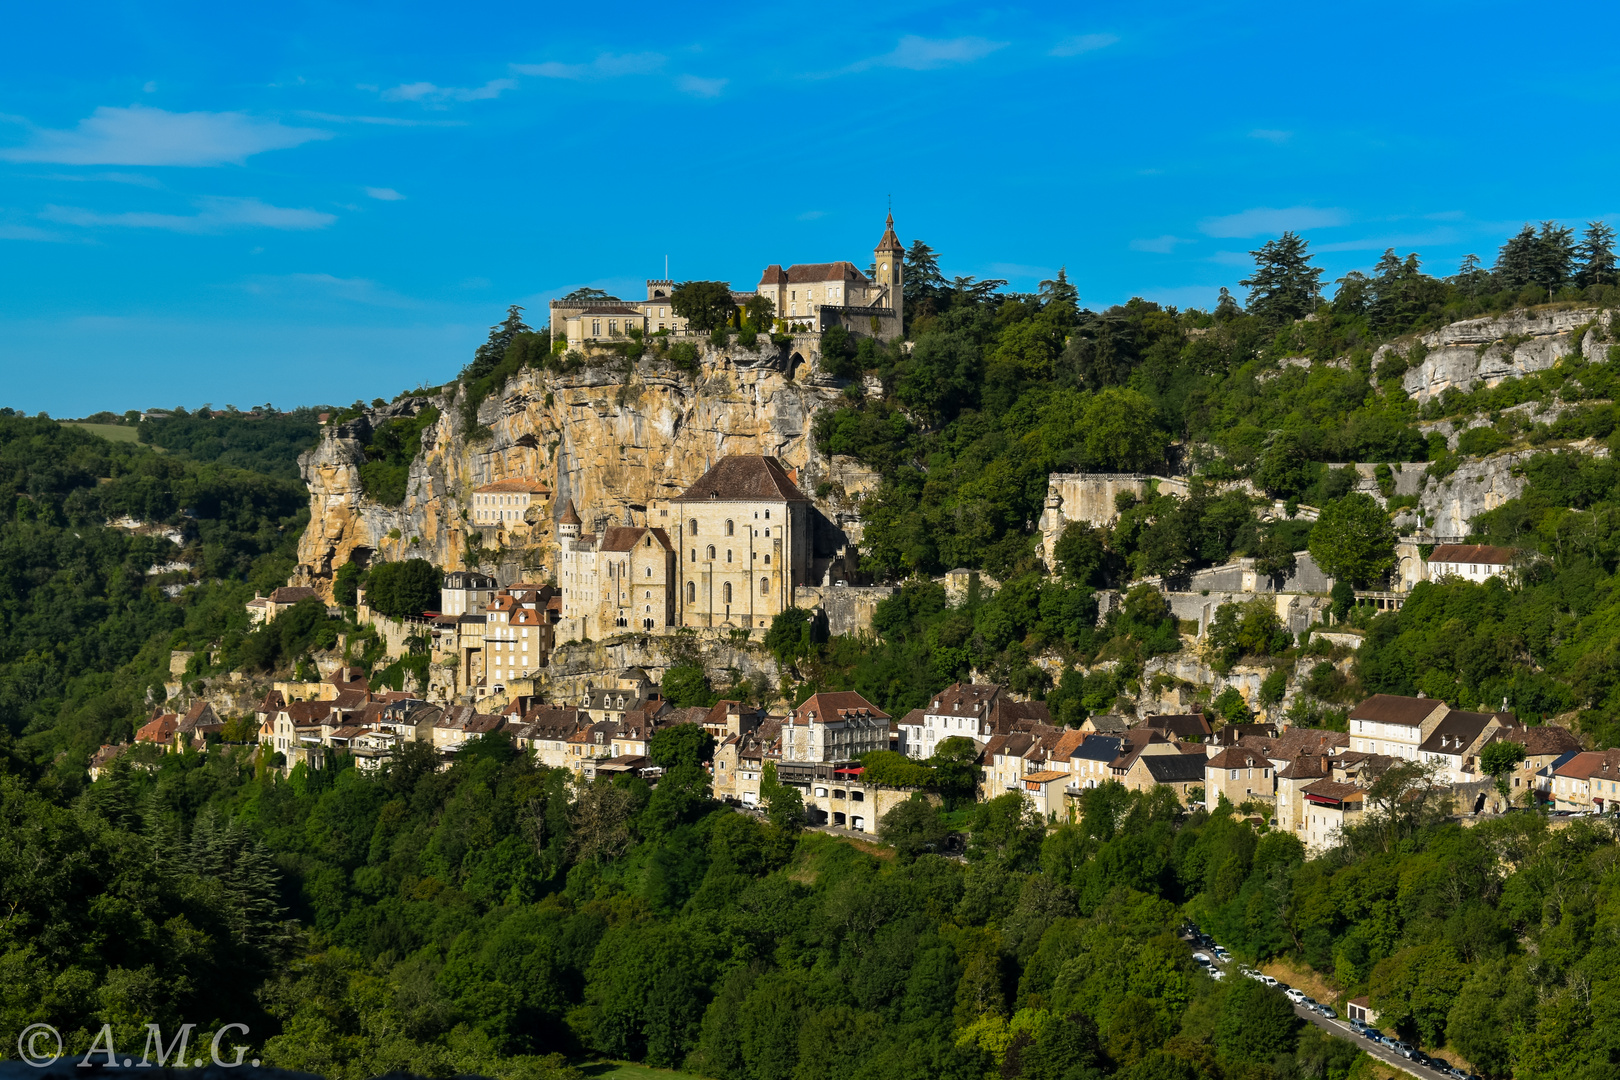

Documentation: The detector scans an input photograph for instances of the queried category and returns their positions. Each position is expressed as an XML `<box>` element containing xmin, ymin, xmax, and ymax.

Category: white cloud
<box><xmin>42</xmin><ymin>196</ymin><xmax>336</xmax><ymax>233</ymax></box>
<box><xmin>380</xmin><ymin>79</ymin><xmax>516</xmax><ymax>104</ymax></box>
<box><xmin>243</xmin><ymin>273</ymin><xmax>414</xmax><ymax>307</ymax></box>
<box><xmin>297</xmin><ymin>111</ymin><xmax>462</xmax><ymax>128</ymax></box>
<box><xmin>1131</xmin><ymin>235</ymin><xmax>1192</xmax><ymax>254</ymax></box>
<box><xmin>1209</xmin><ymin>251</ymin><xmax>1252</xmax><ymax>266</ymax></box>
<box><xmin>365</xmin><ymin>187</ymin><xmax>406</xmax><ymax>201</ymax></box>
<box><xmin>1051</xmin><ymin>33</ymin><xmax>1118</xmax><ymax>57</ymax></box>
<box><xmin>1313</xmin><ymin>230</ymin><xmax>1459</xmax><ymax>254</ymax></box>
<box><xmin>1198</xmin><ymin>206</ymin><xmax>1346</xmax><ymax>238</ymax></box>
<box><xmin>0</xmin><ymin>105</ymin><xmax>331</xmax><ymax>166</ymax></box>
<box><xmin>42</xmin><ymin>171</ymin><xmax>162</xmax><ymax>188</ymax></box>
<box><xmin>512</xmin><ymin>53</ymin><xmax>666</xmax><ymax>79</ymax></box>
<box><xmin>853</xmin><ymin>35</ymin><xmax>1008</xmax><ymax>72</ymax></box>
<box><xmin>142</xmin><ymin>81</ymin><xmax>157</xmax><ymax>93</ymax></box>
<box><xmin>677</xmin><ymin>74</ymin><xmax>727</xmax><ymax>98</ymax></box>
<box><xmin>1248</xmin><ymin>128</ymin><xmax>1291</xmax><ymax>143</ymax></box>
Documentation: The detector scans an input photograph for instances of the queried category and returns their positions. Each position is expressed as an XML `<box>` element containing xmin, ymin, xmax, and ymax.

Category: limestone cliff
<box><xmin>1397</xmin><ymin>307</ymin><xmax>1612</xmax><ymax>403</ymax></box>
<box><xmin>294</xmin><ymin>339</ymin><xmax>856</xmax><ymax>595</ymax></box>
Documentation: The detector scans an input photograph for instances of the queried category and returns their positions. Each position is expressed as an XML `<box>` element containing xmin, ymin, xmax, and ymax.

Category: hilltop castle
<box><xmin>550</xmin><ymin>213</ymin><xmax>905</xmax><ymax>353</ymax></box>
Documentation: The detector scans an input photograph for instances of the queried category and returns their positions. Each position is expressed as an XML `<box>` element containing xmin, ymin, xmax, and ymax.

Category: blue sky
<box><xmin>5</xmin><ymin>1</ymin><xmax>1620</xmax><ymax>416</ymax></box>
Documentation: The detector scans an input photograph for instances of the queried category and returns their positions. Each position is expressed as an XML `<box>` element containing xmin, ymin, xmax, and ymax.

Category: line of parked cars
<box><xmin>1181</xmin><ymin>924</ymin><xmax>1482</xmax><ymax>1080</ymax></box>
<box><xmin>1345</xmin><ymin>1018</ymin><xmax>1480</xmax><ymax>1078</ymax></box>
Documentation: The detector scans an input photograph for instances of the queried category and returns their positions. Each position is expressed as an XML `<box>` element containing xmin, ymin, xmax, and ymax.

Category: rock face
<box><xmin>295</xmin><ymin>339</ymin><xmax>853</xmax><ymax>597</ymax></box>
<box><xmin>1417</xmin><ymin>453</ymin><xmax>1529</xmax><ymax>540</ymax></box>
<box><xmin>1399</xmin><ymin>307</ymin><xmax>1612</xmax><ymax>403</ymax></box>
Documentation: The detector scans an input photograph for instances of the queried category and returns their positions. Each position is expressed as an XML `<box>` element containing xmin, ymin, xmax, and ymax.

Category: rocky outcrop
<box><xmin>294</xmin><ymin>338</ymin><xmax>851</xmax><ymax>597</ymax></box>
<box><xmin>1398</xmin><ymin>307</ymin><xmax>1612</xmax><ymax>403</ymax></box>
<box><xmin>1416</xmin><ymin>453</ymin><xmax>1529</xmax><ymax>539</ymax></box>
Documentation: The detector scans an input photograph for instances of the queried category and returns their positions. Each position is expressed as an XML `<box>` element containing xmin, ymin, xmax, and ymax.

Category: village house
<box><xmin>1425</xmin><ymin>543</ymin><xmax>1515</xmax><ymax>585</ymax></box>
<box><xmin>713</xmin><ymin>716</ymin><xmax>784</xmax><ymax>805</ymax></box>
<box><xmin>898</xmin><ymin>682</ymin><xmax>1053</xmax><ymax>759</ymax></box>
<box><xmin>1140</xmin><ymin>711</ymin><xmax>1214</xmax><ymax>742</ymax></box>
<box><xmin>1348</xmin><ymin>694</ymin><xmax>1450</xmax><ymax>759</ymax></box>
<box><xmin>1492</xmin><ymin>723</ymin><xmax>1582</xmax><ymax>801</ymax></box>
<box><xmin>1067</xmin><ymin>733</ymin><xmax>1127</xmax><ymax>789</ymax></box>
<box><xmin>246</xmin><ymin>585</ymin><xmax>320</xmax><ymax>625</ymax></box>
<box><xmin>1298</xmin><ymin>779</ymin><xmax>1366</xmax><ymax>850</ymax></box>
<box><xmin>1078</xmin><ymin>714</ymin><xmax>1131</xmax><ymax>735</ymax></box>
<box><xmin>1552</xmin><ymin>749</ymin><xmax>1620</xmax><ymax>811</ymax></box>
<box><xmin>1128</xmin><ymin>752</ymin><xmax>1207</xmax><ymax>803</ymax></box>
<box><xmin>1203</xmin><ymin>747</ymin><xmax>1276</xmax><ymax>811</ymax></box>
<box><xmin>88</xmin><ymin>743</ymin><xmax>128</xmax><ymax>780</ymax></box>
<box><xmin>471</xmin><ymin>477</ymin><xmax>551</xmax><ymax>530</ymax></box>
<box><xmin>1022</xmin><ymin>770</ymin><xmax>1072</xmax><ymax>820</ymax></box>
<box><xmin>441</xmin><ymin>570</ymin><xmax>498</xmax><ymax>617</ymax></box>
<box><xmin>780</xmin><ymin>691</ymin><xmax>890</xmax><ymax>763</ymax></box>
<box><xmin>1417</xmin><ymin>709</ymin><xmax>1515</xmax><ymax>783</ymax></box>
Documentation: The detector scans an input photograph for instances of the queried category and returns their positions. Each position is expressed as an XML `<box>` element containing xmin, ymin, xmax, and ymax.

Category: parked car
<box><xmin>1192</xmin><ymin>952</ymin><xmax>1211</xmax><ymax>964</ymax></box>
<box><xmin>1260</xmin><ymin>975</ymin><xmax>1278</xmax><ymax>987</ymax></box>
<box><xmin>1208</xmin><ymin>968</ymin><xmax>1225</xmax><ymax>980</ymax></box>
<box><xmin>1213</xmin><ymin>948</ymin><xmax>1232</xmax><ymax>961</ymax></box>
<box><xmin>1358</xmin><ymin>1027</ymin><xmax>1379</xmax><ymax>1041</ymax></box>
<box><xmin>1390</xmin><ymin>1040</ymin><xmax>1415</xmax><ymax>1057</ymax></box>
<box><xmin>1301</xmin><ymin>995</ymin><xmax>1317</xmax><ymax>1007</ymax></box>
<box><xmin>1284</xmin><ymin>988</ymin><xmax>1306</xmax><ymax>1003</ymax></box>
<box><xmin>1317</xmin><ymin>1005</ymin><xmax>1338</xmax><ymax>1020</ymax></box>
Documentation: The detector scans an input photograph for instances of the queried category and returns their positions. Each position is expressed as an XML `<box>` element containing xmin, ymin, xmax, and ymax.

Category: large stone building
<box><xmin>471</xmin><ymin>478</ymin><xmax>551</xmax><ymax>530</ymax></box>
<box><xmin>556</xmin><ymin>501</ymin><xmax>678</xmax><ymax>640</ymax></box>
<box><xmin>672</xmin><ymin>456</ymin><xmax>812</xmax><ymax>630</ymax></box>
<box><xmin>548</xmin><ymin>214</ymin><xmax>905</xmax><ymax>352</ymax></box>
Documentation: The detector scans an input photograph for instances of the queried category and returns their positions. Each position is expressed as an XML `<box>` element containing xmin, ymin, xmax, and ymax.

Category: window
<box><xmin>761</xmin><ymin>577</ymin><xmax>769</xmax><ymax>594</ymax></box>
<box><xmin>765</xmin><ymin>510</ymin><xmax>770</xmax><ymax>519</ymax></box>
<box><xmin>645</xmin><ymin>566</ymin><xmax>652</xmax><ymax>576</ymax></box>
<box><xmin>764</xmin><ymin>527</ymin><xmax>770</xmax><ymax>537</ymax></box>
<box><xmin>723</xmin><ymin>582</ymin><xmax>732</xmax><ymax>603</ymax></box>
<box><xmin>706</xmin><ymin>545</ymin><xmax>715</xmax><ymax>560</ymax></box>
<box><xmin>764</xmin><ymin>554</ymin><xmax>770</xmax><ymax>564</ymax></box>
<box><xmin>689</xmin><ymin>519</ymin><xmax>698</xmax><ymax>534</ymax></box>
<box><xmin>608</xmin><ymin>319</ymin><xmax>618</xmax><ymax>334</ymax></box>
<box><xmin>726</xmin><ymin>549</ymin><xmax>732</xmax><ymax>562</ymax></box>
<box><xmin>725</xmin><ymin>519</ymin><xmax>734</xmax><ymax>535</ymax></box>
<box><xmin>591</xmin><ymin>319</ymin><xmax>601</xmax><ymax>335</ymax></box>
<box><xmin>687</xmin><ymin>581</ymin><xmax>695</xmax><ymax>602</ymax></box>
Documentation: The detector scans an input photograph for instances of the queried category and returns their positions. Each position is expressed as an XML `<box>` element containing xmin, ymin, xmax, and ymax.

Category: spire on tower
<box><xmin>876</xmin><ymin>211</ymin><xmax>903</xmax><ymax>254</ymax></box>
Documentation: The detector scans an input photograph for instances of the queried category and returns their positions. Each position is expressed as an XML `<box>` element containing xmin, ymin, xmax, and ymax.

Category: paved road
<box><xmin>1183</xmin><ymin>936</ymin><xmax>1468</xmax><ymax>1080</ymax></box>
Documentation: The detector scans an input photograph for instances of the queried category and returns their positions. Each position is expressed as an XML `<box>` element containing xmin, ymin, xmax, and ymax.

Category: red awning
<box><xmin>834</xmin><ymin>766</ymin><xmax>865</xmax><ymax>775</ymax></box>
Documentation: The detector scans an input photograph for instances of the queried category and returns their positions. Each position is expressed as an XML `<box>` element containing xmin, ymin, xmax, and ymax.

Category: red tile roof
<box><xmin>1428</xmin><ymin>544</ymin><xmax>1515</xmax><ymax>565</ymax></box>
<box><xmin>1349</xmin><ymin>695</ymin><xmax>1447</xmax><ymax>728</ymax></box>
<box><xmin>600</xmin><ymin>525</ymin><xmax>674</xmax><ymax>552</ymax></box>
<box><xmin>476</xmin><ymin>477</ymin><xmax>551</xmax><ymax>494</ymax></box>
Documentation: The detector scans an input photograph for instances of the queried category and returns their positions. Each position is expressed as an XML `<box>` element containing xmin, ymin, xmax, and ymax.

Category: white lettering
<box><xmin>139</xmin><ymin>1023</ymin><xmax>195</xmax><ymax>1067</ymax></box>
<box><xmin>78</xmin><ymin>1024</ymin><xmax>118</xmax><ymax>1068</ymax></box>
<box><xmin>211</xmin><ymin>1024</ymin><xmax>251</xmax><ymax>1067</ymax></box>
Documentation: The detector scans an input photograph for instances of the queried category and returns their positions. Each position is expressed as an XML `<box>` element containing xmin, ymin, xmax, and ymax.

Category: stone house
<box><xmin>780</xmin><ymin>691</ymin><xmax>889</xmax><ymax>764</ymax></box>
<box><xmin>557</xmin><ymin>506</ymin><xmax>677</xmax><ymax>639</ymax></box>
<box><xmin>755</xmin><ymin>213</ymin><xmax>905</xmax><ymax>340</ymax></box>
<box><xmin>897</xmin><ymin>681</ymin><xmax>1053</xmax><ymax>759</ymax></box>
<box><xmin>1298</xmin><ymin>779</ymin><xmax>1366</xmax><ymax>851</ymax></box>
<box><xmin>1348</xmin><ymin>694</ymin><xmax>1450</xmax><ymax>759</ymax></box>
<box><xmin>1425</xmin><ymin>543</ymin><xmax>1515</xmax><ymax>585</ymax></box>
<box><xmin>1128</xmin><ymin>752</ymin><xmax>1206</xmax><ymax>803</ymax></box>
<box><xmin>1022</xmin><ymin>770</ymin><xmax>1072</xmax><ymax>821</ymax></box>
<box><xmin>1203</xmin><ymin>747</ymin><xmax>1277</xmax><ymax>811</ymax></box>
<box><xmin>713</xmin><ymin>717</ymin><xmax>783</xmax><ymax>805</ymax></box>
<box><xmin>1140</xmin><ymin>712</ymin><xmax>1214</xmax><ymax>742</ymax></box>
<box><xmin>471</xmin><ymin>477</ymin><xmax>550</xmax><ymax>530</ymax></box>
<box><xmin>1552</xmin><ymin>750</ymin><xmax>1620</xmax><ymax>811</ymax></box>
<box><xmin>247</xmin><ymin>585</ymin><xmax>320</xmax><ymax>625</ymax></box>
<box><xmin>1416</xmin><ymin>709</ymin><xmax>1514</xmax><ymax>783</ymax></box>
<box><xmin>441</xmin><ymin>570</ymin><xmax>497</xmax><ymax>617</ymax></box>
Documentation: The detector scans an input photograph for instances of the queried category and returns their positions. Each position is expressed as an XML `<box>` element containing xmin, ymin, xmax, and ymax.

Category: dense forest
<box><xmin>6</xmin><ymin>729</ymin><xmax>1617</xmax><ymax>1080</ymax></box>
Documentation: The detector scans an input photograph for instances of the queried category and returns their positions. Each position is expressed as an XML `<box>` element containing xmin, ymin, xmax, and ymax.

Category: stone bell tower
<box><xmin>874</xmin><ymin>211</ymin><xmax>904</xmax><ymax>323</ymax></box>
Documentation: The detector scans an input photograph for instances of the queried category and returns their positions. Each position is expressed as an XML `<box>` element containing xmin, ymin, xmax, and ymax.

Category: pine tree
<box><xmin>1531</xmin><ymin>221</ymin><xmax>1576</xmax><ymax>295</ymax></box>
<box><xmin>1577</xmin><ymin>221</ymin><xmax>1617</xmax><ymax>288</ymax></box>
<box><xmin>1495</xmin><ymin>224</ymin><xmax>1538</xmax><ymax>290</ymax></box>
<box><xmin>1454</xmin><ymin>253</ymin><xmax>1490</xmax><ymax>299</ymax></box>
<box><xmin>1238</xmin><ymin>231</ymin><xmax>1323</xmax><ymax>324</ymax></box>
<box><xmin>463</xmin><ymin>305</ymin><xmax>531</xmax><ymax>382</ymax></box>
<box><xmin>1037</xmin><ymin>267</ymin><xmax>1080</xmax><ymax>328</ymax></box>
<box><xmin>1214</xmin><ymin>286</ymin><xmax>1242</xmax><ymax>322</ymax></box>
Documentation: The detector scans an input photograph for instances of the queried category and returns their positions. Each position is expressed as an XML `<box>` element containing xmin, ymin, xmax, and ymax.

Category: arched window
<box><xmin>686</xmin><ymin>581</ymin><xmax>695</xmax><ymax>602</ymax></box>
<box><xmin>726</xmin><ymin>549</ymin><xmax>732</xmax><ymax>562</ymax></box>
<box><xmin>760</xmin><ymin>577</ymin><xmax>769</xmax><ymax>595</ymax></box>
<box><xmin>691</xmin><ymin>549</ymin><xmax>697</xmax><ymax>562</ymax></box>
<box><xmin>723</xmin><ymin>582</ymin><xmax>732</xmax><ymax>603</ymax></box>
<box><xmin>725</xmin><ymin>519</ymin><xmax>734</xmax><ymax>536</ymax></box>
<box><xmin>706</xmin><ymin>545</ymin><xmax>715</xmax><ymax>560</ymax></box>
<box><xmin>645</xmin><ymin>566</ymin><xmax>652</xmax><ymax>577</ymax></box>
<box><xmin>689</xmin><ymin>519</ymin><xmax>698</xmax><ymax>534</ymax></box>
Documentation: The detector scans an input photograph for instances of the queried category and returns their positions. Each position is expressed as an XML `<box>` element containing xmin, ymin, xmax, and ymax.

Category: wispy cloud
<box><xmin>242</xmin><ymin>273</ymin><xmax>414</xmax><ymax>307</ymax></box>
<box><xmin>297</xmin><ymin>111</ymin><xmax>462</xmax><ymax>128</ymax></box>
<box><xmin>851</xmin><ymin>35</ymin><xmax>1008</xmax><ymax>72</ymax></box>
<box><xmin>0</xmin><ymin>222</ymin><xmax>70</xmax><ymax>242</ymax></box>
<box><xmin>1131</xmin><ymin>235</ymin><xmax>1193</xmax><ymax>254</ymax></box>
<box><xmin>677</xmin><ymin>74</ymin><xmax>727</xmax><ymax>98</ymax></box>
<box><xmin>512</xmin><ymin>53</ymin><xmax>666</xmax><ymax>79</ymax></box>
<box><xmin>1199</xmin><ymin>206</ymin><xmax>1346</xmax><ymax>238</ymax></box>
<box><xmin>41</xmin><ymin>171</ymin><xmax>163</xmax><ymax>188</ymax></box>
<box><xmin>0</xmin><ymin>105</ymin><xmax>331</xmax><ymax>166</ymax></box>
<box><xmin>380</xmin><ymin>79</ymin><xmax>517</xmax><ymax>104</ymax></box>
<box><xmin>1248</xmin><ymin>128</ymin><xmax>1291</xmax><ymax>143</ymax></box>
<box><xmin>1314</xmin><ymin>230</ymin><xmax>1459</xmax><ymax>254</ymax></box>
<box><xmin>42</xmin><ymin>196</ymin><xmax>336</xmax><ymax>233</ymax></box>
<box><xmin>1209</xmin><ymin>251</ymin><xmax>1252</xmax><ymax>266</ymax></box>
<box><xmin>365</xmin><ymin>187</ymin><xmax>405</xmax><ymax>201</ymax></box>
<box><xmin>1051</xmin><ymin>33</ymin><xmax>1118</xmax><ymax>57</ymax></box>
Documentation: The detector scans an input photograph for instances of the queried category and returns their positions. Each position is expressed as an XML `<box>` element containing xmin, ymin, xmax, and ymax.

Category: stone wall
<box><xmin>797</xmin><ymin>584</ymin><xmax>896</xmax><ymax>636</ymax></box>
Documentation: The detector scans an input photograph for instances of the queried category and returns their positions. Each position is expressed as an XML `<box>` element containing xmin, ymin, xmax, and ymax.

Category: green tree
<box><xmin>365</xmin><ymin>558</ymin><xmax>441</xmax><ymax>618</ymax></box>
<box><xmin>1479</xmin><ymin>738</ymin><xmax>1527</xmax><ymax>804</ymax></box>
<box><xmin>1082</xmin><ymin>388</ymin><xmax>1168</xmax><ymax>472</ymax></box>
<box><xmin>743</xmin><ymin>292</ymin><xmax>775</xmax><ymax>329</ymax></box>
<box><xmin>1308</xmin><ymin>493</ymin><xmax>1396</xmax><ymax>586</ymax></box>
<box><xmin>670</xmin><ymin>281</ymin><xmax>737</xmax><ymax>333</ymax></box>
<box><xmin>649</xmin><ymin>723</ymin><xmax>716</xmax><ymax>769</ymax></box>
<box><xmin>1215</xmin><ymin>978</ymin><xmax>1300</xmax><ymax>1065</ymax></box>
<box><xmin>1053</xmin><ymin>522</ymin><xmax>1107</xmax><ymax>585</ymax></box>
<box><xmin>878</xmin><ymin>795</ymin><xmax>948</xmax><ymax>863</ymax></box>
<box><xmin>1577</xmin><ymin>220</ymin><xmax>1617</xmax><ymax>288</ymax></box>
<box><xmin>930</xmin><ymin>736</ymin><xmax>983</xmax><ymax>810</ymax></box>
<box><xmin>662</xmin><ymin>662</ymin><xmax>718</xmax><ymax>708</ymax></box>
<box><xmin>464</xmin><ymin>305</ymin><xmax>531</xmax><ymax>382</ymax></box>
<box><xmin>759</xmin><ymin>761</ymin><xmax>804</xmax><ymax>831</ymax></box>
<box><xmin>1239</xmin><ymin>231</ymin><xmax>1323</xmax><ymax>324</ymax></box>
